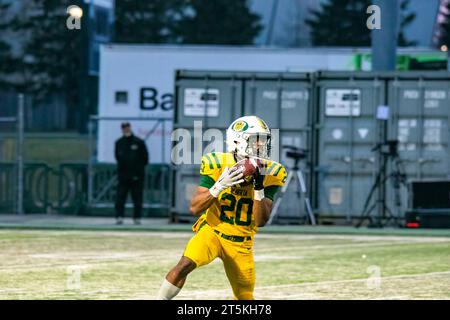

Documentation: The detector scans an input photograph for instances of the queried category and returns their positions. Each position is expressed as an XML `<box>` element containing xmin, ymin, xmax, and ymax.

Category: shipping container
<box><xmin>314</xmin><ymin>72</ymin><xmax>385</xmax><ymax>222</ymax></box>
<box><xmin>314</xmin><ymin>71</ymin><xmax>450</xmax><ymax>224</ymax></box>
<box><xmin>173</xmin><ymin>71</ymin><xmax>314</xmax><ymax>222</ymax></box>
<box><xmin>173</xmin><ymin>70</ymin><xmax>450</xmax><ymax>224</ymax></box>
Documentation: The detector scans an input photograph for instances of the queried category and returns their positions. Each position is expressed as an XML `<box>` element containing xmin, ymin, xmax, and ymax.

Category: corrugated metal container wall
<box><xmin>173</xmin><ymin>70</ymin><xmax>450</xmax><ymax>224</ymax></box>
<box><xmin>173</xmin><ymin>73</ymin><xmax>243</xmax><ymax>218</ymax></box>
<box><xmin>314</xmin><ymin>72</ymin><xmax>450</xmax><ymax>222</ymax></box>
<box><xmin>173</xmin><ymin>71</ymin><xmax>313</xmax><ymax>221</ymax></box>
<box><xmin>387</xmin><ymin>74</ymin><xmax>450</xmax><ymax>215</ymax></box>
<box><xmin>243</xmin><ymin>74</ymin><xmax>312</xmax><ymax>220</ymax></box>
<box><xmin>314</xmin><ymin>73</ymin><xmax>384</xmax><ymax>221</ymax></box>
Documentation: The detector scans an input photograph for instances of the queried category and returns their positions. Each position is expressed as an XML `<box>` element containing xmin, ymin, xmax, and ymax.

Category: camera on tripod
<box><xmin>283</xmin><ymin>146</ymin><xmax>307</xmax><ymax>168</ymax></box>
<box><xmin>371</xmin><ymin>139</ymin><xmax>399</xmax><ymax>156</ymax></box>
<box><xmin>268</xmin><ymin>145</ymin><xmax>316</xmax><ymax>225</ymax></box>
<box><xmin>357</xmin><ymin>138</ymin><xmax>407</xmax><ymax>228</ymax></box>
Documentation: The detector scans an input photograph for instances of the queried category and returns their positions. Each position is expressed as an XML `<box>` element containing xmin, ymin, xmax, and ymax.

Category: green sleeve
<box><xmin>264</xmin><ymin>186</ymin><xmax>280</xmax><ymax>201</ymax></box>
<box><xmin>199</xmin><ymin>175</ymin><xmax>215</xmax><ymax>188</ymax></box>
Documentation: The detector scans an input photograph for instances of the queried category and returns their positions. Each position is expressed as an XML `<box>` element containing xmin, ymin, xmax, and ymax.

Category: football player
<box><xmin>157</xmin><ymin>115</ymin><xmax>287</xmax><ymax>300</ymax></box>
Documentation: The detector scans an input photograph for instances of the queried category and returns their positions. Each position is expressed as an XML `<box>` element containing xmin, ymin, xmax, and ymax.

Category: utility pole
<box><xmin>371</xmin><ymin>0</ymin><xmax>399</xmax><ymax>71</ymax></box>
<box><xmin>371</xmin><ymin>0</ymin><xmax>399</xmax><ymax>227</ymax></box>
<box><xmin>265</xmin><ymin>0</ymin><xmax>279</xmax><ymax>45</ymax></box>
<box><xmin>16</xmin><ymin>93</ymin><xmax>24</xmax><ymax>215</ymax></box>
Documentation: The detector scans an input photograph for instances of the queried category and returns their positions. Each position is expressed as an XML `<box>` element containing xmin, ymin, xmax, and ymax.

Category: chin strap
<box><xmin>234</xmin><ymin>152</ymin><xmax>245</xmax><ymax>162</ymax></box>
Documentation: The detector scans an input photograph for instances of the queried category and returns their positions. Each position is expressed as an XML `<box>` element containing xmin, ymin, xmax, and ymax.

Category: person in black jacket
<box><xmin>114</xmin><ymin>122</ymin><xmax>149</xmax><ymax>225</ymax></box>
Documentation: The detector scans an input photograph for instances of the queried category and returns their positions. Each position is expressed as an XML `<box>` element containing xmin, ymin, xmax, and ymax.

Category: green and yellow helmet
<box><xmin>226</xmin><ymin>115</ymin><xmax>271</xmax><ymax>160</ymax></box>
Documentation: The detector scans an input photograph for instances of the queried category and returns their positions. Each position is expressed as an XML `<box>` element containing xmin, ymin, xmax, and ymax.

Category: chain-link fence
<box><xmin>0</xmin><ymin>93</ymin><xmax>24</xmax><ymax>214</ymax></box>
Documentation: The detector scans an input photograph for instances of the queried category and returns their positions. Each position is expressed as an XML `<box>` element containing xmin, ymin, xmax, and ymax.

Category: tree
<box><xmin>305</xmin><ymin>0</ymin><xmax>417</xmax><ymax>47</ymax></box>
<box><xmin>115</xmin><ymin>0</ymin><xmax>185</xmax><ymax>43</ymax></box>
<box><xmin>176</xmin><ymin>0</ymin><xmax>262</xmax><ymax>45</ymax></box>
<box><xmin>282</xmin><ymin>0</ymin><xmax>317</xmax><ymax>47</ymax></box>
<box><xmin>111</xmin><ymin>0</ymin><xmax>263</xmax><ymax>45</ymax></box>
<box><xmin>305</xmin><ymin>0</ymin><xmax>371</xmax><ymax>46</ymax></box>
<box><xmin>437</xmin><ymin>1</ymin><xmax>450</xmax><ymax>48</ymax></box>
<box><xmin>10</xmin><ymin>0</ymin><xmax>83</xmax><ymax>128</ymax></box>
<box><xmin>0</xmin><ymin>2</ymin><xmax>17</xmax><ymax>88</ymax></box>
<box><xmin>398</xmin><ymin>0</ymin><xmax>417</xmax><ymax>47</ymax></box>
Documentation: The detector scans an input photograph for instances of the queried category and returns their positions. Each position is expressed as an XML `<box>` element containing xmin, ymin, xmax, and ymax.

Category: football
<box><xmin>230</xmin><ymin>157</ymin><xmax>264</xmax><ymax>181</ymax></box>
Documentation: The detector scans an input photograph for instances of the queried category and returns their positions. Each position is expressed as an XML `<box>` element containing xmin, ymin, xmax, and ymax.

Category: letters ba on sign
<box><xmin>325</xmin><ymin>89</ymin><xmax>361</xmax><ymax>117</ymax></box>
<box><xmin>184</xmin><ymin>88</ymin><xmax>220</xmax><ymax>117</ymax></box>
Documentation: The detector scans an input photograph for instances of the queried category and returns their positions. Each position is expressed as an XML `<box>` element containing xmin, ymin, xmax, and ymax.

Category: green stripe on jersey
<box><xmin>273</xmin><ymin>165</ymin><xmax>283</xmax><ymax>176</ymax></box>
<box><xmin>211</xmin><ymin>152</ymin><xmax>221</xmax><ymax>168</ymax></box>
<box><xmin>199</xmin><ymin>175</ymin><xmax>216</xmax><ymax>189</ymax></box>
<box><xmin>205</xmin><ymin>155</ymin><xmax>214</xmax><ymax>169</ymax></box>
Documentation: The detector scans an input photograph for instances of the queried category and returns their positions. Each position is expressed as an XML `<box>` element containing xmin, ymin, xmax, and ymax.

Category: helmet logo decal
<box><xmin>232</xmin><ymin>120</ymin><xmax>249</xmax><ymax>132</ymax></box>
<box><xmin>258</xmin><ymin>119</ymin><xmax>268</xmax><ymax>131</ymax></box>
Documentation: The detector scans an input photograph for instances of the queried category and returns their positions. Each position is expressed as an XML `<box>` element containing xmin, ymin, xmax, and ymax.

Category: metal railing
<box><xmin>87</xmin><ymin>164</ymin><xmax>172</xmax><ymax>211</ymax></box>
<box><xmin>0</xmin><ymin>162</ymin><xmax>172</xmax><ymax>215</ymax></box>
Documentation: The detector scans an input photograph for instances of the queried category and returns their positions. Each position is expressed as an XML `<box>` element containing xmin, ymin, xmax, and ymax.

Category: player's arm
<box><xmin>189</xmin><ymin>166</ymin><xmax>244</xmax><ymax>216</ymax></box>
<box><xmin>252</xmin><ymin>168</ymin><xmax>280</xmax><ymax>227</ymax></box>
<box><xmin>189</xmin><ymin>186</ymin><xmax>216</xmax><ymax>216</ymax></box>
<box><xmin>253</xmin><ymin>197</ymin><xmax>273</xmax><ymax>227</ymax></box>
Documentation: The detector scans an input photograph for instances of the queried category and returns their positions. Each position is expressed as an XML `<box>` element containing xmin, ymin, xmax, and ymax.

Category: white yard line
<box><xmin>255</xmin><ymin>241</ymin><xmax>418</xmax><ymax>253</ymax></box>
<box><xmin>1</xmin><ymin>230</ymin><xmax>449</xmax><ymax>242</ymax></box>
<box><xmin>0</xmin><ymin>230</ymin><xmax>194</xmax><ymax>239</ymax></box>
<box><xmin>0</xmin><ymin>253</ymin><xmax>180</xmax><ymax>271</ymax></box>
<box><xmin>2</xmin><ymin>271</ymin><xmax>447</xmax><ymax>299</ymax></box>
<box><xmin>254</xmin><ymin>234</ymin><xmax>450</xmax><ymax>242</ymax></box>
<box><xmin>256</xmin><ymin>270</ymin><xmax>450</xmax><ymax>290</ymax></box>
<box><xmin>255</xmin><ymin>236</ymin><xmax>450</xmax><ymax>253</ymax></box>
<box><xmin>0</xmin><ymin>236</ymin><xmax>447</xmax><ymax>270</ymax></box>
<box><xmin>178</xmin><ymin>270</ymin><xmax>450</xmax><ymax>298</ymax></box>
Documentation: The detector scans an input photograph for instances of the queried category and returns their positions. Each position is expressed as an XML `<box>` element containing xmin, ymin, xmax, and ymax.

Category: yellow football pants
<box><xmin>183</xmin><ymin>223</ymin><xmax>255</xmax><ymax>300</ymax></box>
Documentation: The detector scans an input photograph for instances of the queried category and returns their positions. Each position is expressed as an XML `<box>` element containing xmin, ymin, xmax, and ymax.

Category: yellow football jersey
<box><xmin>197</xmin><ymin>152</ymin><xmax>287</xmax><ymax>237</ymax></box>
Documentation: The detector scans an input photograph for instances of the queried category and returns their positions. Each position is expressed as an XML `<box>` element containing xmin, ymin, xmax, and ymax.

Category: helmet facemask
<box><xmin>242</xmin><ymin>133</ymin><xmax>271</xmax><ymax>160</ymax></box>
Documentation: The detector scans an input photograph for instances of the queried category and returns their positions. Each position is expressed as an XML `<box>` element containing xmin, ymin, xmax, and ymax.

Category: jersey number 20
<box><xmin>219</xmin><ymin>193</ymin><xmax>253</xmax><ymax>226</ymax></box>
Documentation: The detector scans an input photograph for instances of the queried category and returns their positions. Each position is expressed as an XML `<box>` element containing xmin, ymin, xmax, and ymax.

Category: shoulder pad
<box><xmin>263</xmin><ymin>161</ymin><xmax>287</xmax><ymax>187</ymax></box>
<box><xmin>200</xmin><ymin>152</ymin><xmax>222</xmax><ymax>178</ymax></box>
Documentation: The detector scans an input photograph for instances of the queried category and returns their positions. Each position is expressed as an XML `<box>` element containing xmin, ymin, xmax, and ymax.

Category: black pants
<box><xmin>115</xmin><ymin>177</ymin><xmax>144</xmax><ymax>219</ymax></box>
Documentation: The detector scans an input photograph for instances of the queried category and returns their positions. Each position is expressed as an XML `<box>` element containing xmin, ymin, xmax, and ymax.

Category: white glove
<box><xmin>209</xmin><ymin>167</ymin><xmax>244</xmax><ymax>198</ymax></box>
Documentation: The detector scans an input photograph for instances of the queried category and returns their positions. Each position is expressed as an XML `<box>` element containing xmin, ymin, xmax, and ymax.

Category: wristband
<box><xmin>209</xmin><ymin>185</ymin><xmax>221</xmax><ymax>198</ymax></box>
<box><xmin>254</xmin><ymin>189</ymin><xmax>265</xmax><ymax>201</ymax></box>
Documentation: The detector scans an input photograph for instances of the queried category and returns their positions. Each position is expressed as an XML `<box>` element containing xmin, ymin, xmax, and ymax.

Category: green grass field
<box><xmin>0</xmin><ymin>229</ymin><xmax>448</xmax><ymax>300</ymax></box>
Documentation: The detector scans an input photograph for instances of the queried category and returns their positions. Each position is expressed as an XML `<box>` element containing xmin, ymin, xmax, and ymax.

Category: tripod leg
<box><xmin>268</xmin><ymin>198</ymin><xmax>282</xmax><ymax>225</ymax></box>
<box><xmin>356</xmin><ymin>164</ymin><xmax>386</xmax><ymax>228</ymax></box>
<box><xmin>360</xmin><ymin>171</ymin><xmax>381</xmax><ymax>216</ymax></box>
<box><xmin>267</xmin><ymin>171</ymin><xmax>294</xmax><ymax>225</ymax></box>
<box><xmin>296</xmin><ymin>170</ymin><xmax>316</xmax><ymax>225</ymax></box>
<box><xmin>364</xmin><ymin>202</ymin><xmax>377</xmax><ymax>226</ymax></box>
<box><xmin>378</xmin><ymin>173</ymin><xmax>398</xmax><ymax>227</ymax></box>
